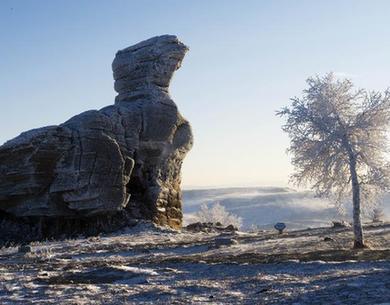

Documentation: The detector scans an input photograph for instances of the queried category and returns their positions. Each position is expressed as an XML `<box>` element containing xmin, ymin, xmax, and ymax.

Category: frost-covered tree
<box><xmin>278</xmin><ymin>73</ymin><xmax>390</xmax><ymax>248</ymax></box>
<box><xmin>371</xmin><ymin>206</ymin><xmax>385</xmax><ymax>223</ymax></box>
<box><xmin>195</xmin><ymin>203</ymin><xmax>243</xmax><ymax>229</ymax></box>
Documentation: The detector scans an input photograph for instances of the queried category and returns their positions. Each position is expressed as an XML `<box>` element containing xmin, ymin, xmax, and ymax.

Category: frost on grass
<box><xmin>278</xmin><ymin>73</ymin><xmax>390</xmax><ymax>247</ymax></box>
<box><xmin>0</xmin><ymin>221</ymin><xmax>389</xmax><ymax>304</ymax></box>
<box><xmin>193</xmin><ymin>202</ymin><xmax>243</xmax><ymax>228</ymax></box>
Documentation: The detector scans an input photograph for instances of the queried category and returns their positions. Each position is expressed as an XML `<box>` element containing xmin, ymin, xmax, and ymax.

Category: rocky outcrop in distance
<box><xmin>0</xmin><ymin>35</ymin><xmax>193</xmax><ymax>243</ymax></box>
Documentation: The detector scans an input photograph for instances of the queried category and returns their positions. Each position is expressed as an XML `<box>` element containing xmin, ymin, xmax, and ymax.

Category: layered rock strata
<box><xmin>0</xmin><ymin>35</ymin><xmax>193</xmax><ymax>242</ymax></box>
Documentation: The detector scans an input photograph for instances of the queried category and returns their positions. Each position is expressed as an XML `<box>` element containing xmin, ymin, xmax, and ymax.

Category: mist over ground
<box><xmin>183</xmin><ymin>187</ymin><xmax>390</xmax><ymax>230</ymax></box>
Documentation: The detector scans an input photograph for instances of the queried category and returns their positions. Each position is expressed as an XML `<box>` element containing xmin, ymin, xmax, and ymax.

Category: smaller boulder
<box><xmin>214</xmin><ymin>236</ymin><xmax>238</xmax><ymax>248</ymax></box>
<box><xmin>323</xmin><ymin>236</ymin><xmax>335</xmax><ymax>242</ymax></box>
<box><xmin>185</xmin><ymin>222</ymin><xmax>238</xmax><ymax>233</ymax></box>
<box><xmin>225</xmin><ymin>224</ymin><xmax>238</xmax><ymax>232</ymax></box>
<box><xmin>332</xmin><ymin>221</ymin><xmax>351</xmax><ymax>229</ymax></box>
<box><xmin>18</xmin><ymin>244</ymin><xmax>32</xmax><ymax>254</ymax></box>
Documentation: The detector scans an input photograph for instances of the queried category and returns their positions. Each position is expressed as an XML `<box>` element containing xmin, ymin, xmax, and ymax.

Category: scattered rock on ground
<box><xmin>214</xmin><ymin>236</ymin><xmax>239</xmax><ymax>248</ymax></box>
<box><xmin>185</xmin><ymin>222</ymin><xmax>238</xmax><ymax>233</ymax></box>
<box><xmin>0</xmin><ymin>222</ymin><xmax>389</xmax><ymax>305</ymax></box>
<box><xmin>332</xmin><ymin>221</ymin><xmax>351</xmax><ymax>228</ymax></box>
<box><xmin>323</xmin><ymin>236</ymin><xmax>335</xmax><ymax>242</ymax></box>
<box><xmin>18</xmin><ymin>244</ymin><xmax>32</xmax><ymax>253</ymax></box>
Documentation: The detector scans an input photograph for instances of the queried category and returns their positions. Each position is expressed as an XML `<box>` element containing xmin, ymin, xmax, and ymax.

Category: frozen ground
<box><xmin>0</xmin><ymin>222</ymin><xmax>389</xmax><ymax>304</ymax></box>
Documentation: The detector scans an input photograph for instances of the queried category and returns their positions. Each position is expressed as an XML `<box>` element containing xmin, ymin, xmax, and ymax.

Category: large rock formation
<box><xmin>0</xmin><ymin>35</ymin><xmax>193</xmax><ymax>242</ymax></box>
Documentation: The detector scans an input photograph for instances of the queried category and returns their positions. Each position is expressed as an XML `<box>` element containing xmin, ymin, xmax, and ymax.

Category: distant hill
<box><xmin>182</xmin><ymin>186</ymin><xmax>390</xmax><ymax>229</ymax></box>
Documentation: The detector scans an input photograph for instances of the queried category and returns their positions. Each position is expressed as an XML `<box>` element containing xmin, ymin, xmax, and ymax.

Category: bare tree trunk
<box><xmin>348</xmin><ymin>155</ymin><xmax>365</xmax><ymax>248</ymax></box>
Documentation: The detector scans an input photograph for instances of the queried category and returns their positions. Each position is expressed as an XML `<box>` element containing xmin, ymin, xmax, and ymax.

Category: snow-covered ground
<box><xmin>0</xmin><ymin>222</ymin><xmax>389</xmax><ymax>304</ymax></box>
<box><xmin>183</xmin><ymin>187</ymin><xmax>390</xmax><ymax>229</ymax></box>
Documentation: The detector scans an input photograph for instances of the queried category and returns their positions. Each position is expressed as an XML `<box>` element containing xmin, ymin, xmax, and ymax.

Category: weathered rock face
<box><xmin>0</xmin><ymin>35</ymin><xmax>193</xmax><ymax>242</ymax></box>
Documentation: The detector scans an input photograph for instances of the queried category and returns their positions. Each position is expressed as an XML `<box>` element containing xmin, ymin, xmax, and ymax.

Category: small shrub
<box><xmin>371</xmin><ymin>207</ymin><xmax>385</xmax><ymax>223</ymax></box>
<box><xmin>194</xmin><ymin>203</ymin><xmax>242</xmax><ymax>229</ymax></box>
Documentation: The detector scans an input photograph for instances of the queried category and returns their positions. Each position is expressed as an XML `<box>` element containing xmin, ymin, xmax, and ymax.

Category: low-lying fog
<box><xmin>182</xmin><ymin>187</ymin><xmax>390</xmax><ymax>230</ymax></box>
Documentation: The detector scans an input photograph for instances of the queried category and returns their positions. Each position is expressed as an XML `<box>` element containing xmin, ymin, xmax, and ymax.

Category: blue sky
<box><xmin>1</xmin><ymin>1</ymin><xmax>390</xmax><ymax>188</ymax></box>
